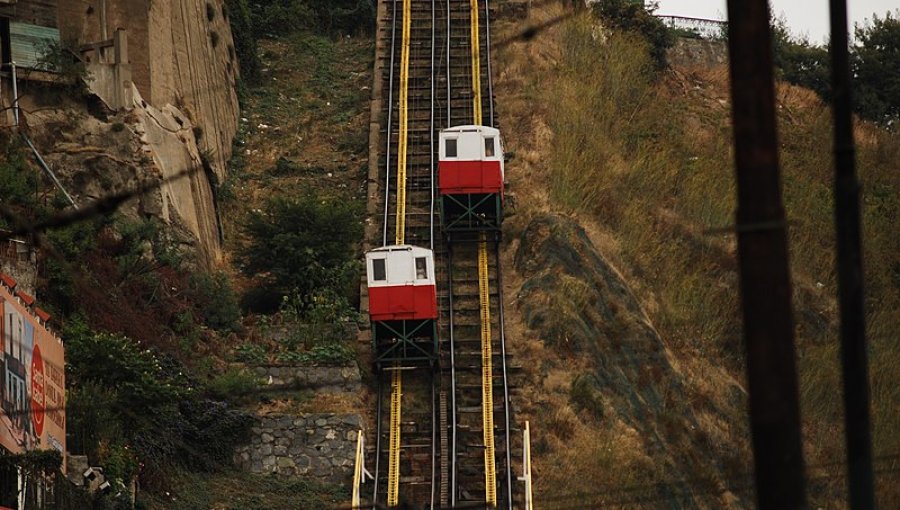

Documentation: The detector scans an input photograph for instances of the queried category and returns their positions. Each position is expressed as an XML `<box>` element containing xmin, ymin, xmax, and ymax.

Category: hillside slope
<box><xmin>494</xmin><ymin>4</ymin><xmax>898</xmax><ymax>508</ymax></box>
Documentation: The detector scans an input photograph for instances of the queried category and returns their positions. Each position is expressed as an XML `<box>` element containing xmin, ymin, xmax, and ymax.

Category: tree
<box><xmin>771</xmin><ymin>16</ymin><xmax>831</xmax><ymax>100</ymax></box>
<box><xmin>853</xmin><ymin>11</ymin><xmax>900</xmax><ymax>123</ymax></box>
<box><xmin>592</xmin><ymin>0</ymin><xmax>673</xmax><ymax>70</ymax></box>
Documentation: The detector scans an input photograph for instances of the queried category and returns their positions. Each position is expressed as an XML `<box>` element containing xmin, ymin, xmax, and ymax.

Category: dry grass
<box><xmin>495</xmin><ymin>3</ymin><xmax>899</xmax><ymax>507</ymax></box>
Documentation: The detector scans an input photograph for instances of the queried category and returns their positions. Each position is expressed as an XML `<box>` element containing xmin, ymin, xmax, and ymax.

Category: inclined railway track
<box><xmin>370</xmin><ymin>1</ymin><xmax>513</xmax><ymax>507</ymax></box>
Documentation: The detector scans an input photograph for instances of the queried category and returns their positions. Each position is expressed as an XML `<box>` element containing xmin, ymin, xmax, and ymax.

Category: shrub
<box><xmin>0</xmin><ymin>139</ymin><xmax>36</xmax><ymax>214</ymax></box>
<box><xmin>591</xmin><ymin>0</ymin><xmax>673</xmax><ymax>70</ymax></box>
<box><xmin>238</xmin><ymin>192</ymin><xmax>361</xmax><ymax>312</ymax></box>
<box><xmin>64</xmin><ymin>320</ymin><xmax>254</xmax><ymax>484</ymax></box>
<box><xmin>187</xmin><ymin>271</ymin><xmax>242</xmax><ymax>332</ymax></box>
<box><xmin>853</xmin><ymin>11</ymin><xmax>900</xmax><ymax>123</ymax></box>
<box><xmin>206</xmin><ymin>368</ymin><xmax>261</xmax><ymax>403</ymax></box>
<box><xmin>234</xmin><ymin>343</ymin><xmax>267</xmax><ymax>363</ymax></box>
<box><xmin>771</xmin><ymin>16</ymin><xmax>831</xmax><ymax>100</ymax></box>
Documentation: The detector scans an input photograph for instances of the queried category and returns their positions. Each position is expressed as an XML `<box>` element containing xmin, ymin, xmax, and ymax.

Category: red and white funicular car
<box><xmin>439</xmin><ymin>125</ymin><xmax>505</xmax><ymax>232</ymax></box>
<box><xmin>366</xmin><ymin>245</ymin><xmax>438</xmax><ymax>364</ymax></box>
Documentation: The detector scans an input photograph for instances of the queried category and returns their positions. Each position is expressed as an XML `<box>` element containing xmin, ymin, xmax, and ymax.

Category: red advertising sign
<box><xmin>0</xmin><ymin>282</ymin><xmax>65</xmax><ymax>466</ymax></box>
<box><xmin>31</xmin><ymin>344</ymin><xmax>45</xmax><ymax>436</ymax></box>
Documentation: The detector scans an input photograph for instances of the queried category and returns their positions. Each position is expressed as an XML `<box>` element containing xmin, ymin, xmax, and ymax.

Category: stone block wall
<box><xmin>234</xmin><ymin>413</ymin><xmax>363</xmax><ymax>482</ymax></box>
<box><xmin>251</xmin><ymin>364</ymin><xmax>362</xmax><ymax>393</ymax></box>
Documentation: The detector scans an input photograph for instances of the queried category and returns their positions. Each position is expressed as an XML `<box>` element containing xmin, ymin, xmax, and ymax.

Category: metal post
<box><xmin>828</xmin><ymin>1</ymin><xmax>875</xmax><ymax>508</ymax></box>
<box><xmin>725</xmin><ymin>1</ymin><xmax>807</xmax><ymax>508</ymax></box>
<box><xmin>11</xmin><ymin>62</ymin><xmax>19</xmax><ymax>126</ymax></box>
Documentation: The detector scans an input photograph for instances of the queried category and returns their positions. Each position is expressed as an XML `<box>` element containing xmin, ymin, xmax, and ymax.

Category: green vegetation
<box><xmin>852</xmin><ymin>12</ymin><xmax>900</xmax><ymax>123</ymax></box>
<box><xmin>503</xmin><ymin>5</ymin><xmax>898</xmax><ymax>505</ymax></box>
<box><xmin>64</xmin><ymin>320</ymin><xmax>254</xmax><ymax>492</ymax></box>
<box><xmin>592</xmin><ymin>0</ymin><xmax>673</xmax><ymax>69</ymax></box>
<box><xmin>772</xmin><ymin>11</ymin><xmax>900</xmax><ymax>124</ymax></box>
<box><xmin>247</xmin><ymin>0</ymin><xmax>375</xmax><ymax>39</ymax></box>
<box><xmin>238</xmin><ymin>193</ymin><xmax>361</xmax><ymax>313</ymax></box>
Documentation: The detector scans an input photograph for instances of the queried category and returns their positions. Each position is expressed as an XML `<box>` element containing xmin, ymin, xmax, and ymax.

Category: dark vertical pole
<box><xmin>828</xmin><ymin>2</ymin><xmax>875</xmax><ymax>508</ymax></box>
<box><xmin>725</xmin><ymin>1</ymin><xmax>808</xmax><ymax>508</ymax></box>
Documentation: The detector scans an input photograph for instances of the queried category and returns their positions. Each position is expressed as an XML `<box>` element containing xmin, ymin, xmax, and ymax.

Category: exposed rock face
<box><xmin>57</xmin><ymin>0</ymin><xmax>241</xmax><ymax>262</ymax></box>
<box><xmin>667</xmin><ymin>37</ymin><xmax>728</xmax><ymax>68</ymax></box>
<box><xmin>26</xmin><ymin>89</ymin><xmax>221</xmax><ymax>265</ymax></box>
<box><xmin>514</xmin><ymin>214</ymin><xmax>750</xmax><ymax>507</ymax></box>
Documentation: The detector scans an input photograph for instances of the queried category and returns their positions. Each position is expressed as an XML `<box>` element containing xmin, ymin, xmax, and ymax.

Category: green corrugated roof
<box><xmin>10</xmin><ymin>22</ymin><xmax>60</xmax><ymax>71</ymax></box>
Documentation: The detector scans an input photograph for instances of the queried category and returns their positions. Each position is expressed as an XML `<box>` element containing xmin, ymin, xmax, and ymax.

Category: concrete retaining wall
<box><xmin>234</xmin><ymin>413</ymin><xmax>363</xmax><ymax>482</ymax></box>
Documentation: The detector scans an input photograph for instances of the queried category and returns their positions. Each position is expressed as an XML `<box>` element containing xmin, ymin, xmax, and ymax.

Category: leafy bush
<box><xmin>206</xmin><ymin>368</ymin><xmax>261</xmax><ymax>402</ymax></box>
<box><xmin>238</xmin><ymin>192</ymin><xmax>361</xmax><ymax>313</ymax></box>
<box><xmin>187</xmin><ymin>271</ymin><xmax>242</xmax><ymax>332</ymax></box>
<box><xmin>0</xmin><ymin>138</ymin><xmax>36</xmax><ymax>215</ymax></box>
<box><xmin>63</xmin><ymin>321</ymin><xmax>253</xmax><ymax>485</ymax></box>
<box><xmin>276</xmin><ymin>344</ymin><xmax>354</xmax><ymax>365</ymax></box>
<box><xmin>37</xmin><ymin>38</ymin><xmax>90</xmax><ymax>92</ymax></box>
<box><xmin>234</xmin><ymin>343</ymin><xmax>267</xmax><ymax>363</ymax></box>
<box><xmin>591</xmin><ymin>0</ymin><xmax>673</xmax><ymax>70</ymax></box>
<box><xmin>772</xmin><ymin>11</ymin><xmax>900</xmax><ymax>124</ymax></box>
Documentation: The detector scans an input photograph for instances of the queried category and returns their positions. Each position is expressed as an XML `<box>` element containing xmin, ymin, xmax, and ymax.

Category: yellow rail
<box><xmin>387</xmin><ymin>366</ymin><xmax>403</xmax><ymax>507</ymax></box>
<box><xmin>470</xmin><ymin>0</ymin><xmax>483</xmax><ymax>125</ymax></box>
<box><xmin>388</xmin><ymin>0</ymin><xmax>411</xmax><ymax>505</ymax></box>
<box><xmin>395</xmin><ymin>0</ymin><xmax>412</xmax><ymax>246</ymax></box>
<box><xmin>478</xmin><ymin>234</ymin><xmax>497</xmax><ymax>505</ymax></box>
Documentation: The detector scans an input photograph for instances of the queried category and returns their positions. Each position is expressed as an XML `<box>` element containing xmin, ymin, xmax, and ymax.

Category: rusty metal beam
<box><xmin>725</xmin><ymin>1</ymin><xmax>807</xmax><ymax>507</ymax></box>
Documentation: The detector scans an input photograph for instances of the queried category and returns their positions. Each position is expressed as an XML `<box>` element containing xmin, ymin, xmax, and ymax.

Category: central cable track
<box><xmin>369</xmin><ymin>1</ymin><xmax>515</xmax><ymax>508</ymax></box>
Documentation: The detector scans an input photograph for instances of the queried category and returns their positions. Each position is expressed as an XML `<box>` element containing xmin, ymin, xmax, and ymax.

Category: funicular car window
<box><xmin>485</xmin><ymin>137</ymin><xmax>495</xmax><ymax>157</ymax></box>
<box><xmin>446</xmin><ymin>138</ymin><xmax>457</xmax><ymax>157</ymax></box>
<box><xmin>373</xmin><ymin>258</ymin><xmax>386</xmax><ymax>281</ymax></box>
<box><xmin>415</xmin><ymin>257</ymin><xmax>427</xmax><ymax>280</ymax></box>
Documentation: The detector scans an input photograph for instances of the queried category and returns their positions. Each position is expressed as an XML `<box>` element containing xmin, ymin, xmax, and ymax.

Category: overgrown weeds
<box><xmin>508</xmin><ymin>5</ymin><xmax>898</xmax><ymax>505</ymax></box>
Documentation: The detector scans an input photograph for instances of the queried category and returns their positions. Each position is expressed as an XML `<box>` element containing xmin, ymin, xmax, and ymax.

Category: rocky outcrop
<box><xmin>145</xmin><ymin>0</ymin><xmax>240</xmax><ymax>182</ymax></box>
<box><xmin>234</xmin><ymin>413</ymin><xmax>363</xmax><ymax>482</ymax></box>
<box><xmin>25</xmin><ymin>88</ymin><xmax>221</xmax><ymax>265</ymax></box>
<box><xmin>514</xmin><ymin>214</ymin><xmax>750</xmax><ymax>507</ymax></box>
<box><xmin>667</xmin><ymin>37</ymin><xmax>728</xmax><ymax>68</ymax></box>
<box><xmin>57</xmin><ymin>0</ymin><xmax>241</xmax><ymax>262</ymax></box>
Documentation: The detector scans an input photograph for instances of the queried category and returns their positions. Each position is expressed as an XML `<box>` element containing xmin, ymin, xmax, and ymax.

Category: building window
<box><xmin>446</xmin><ymin>138</ymin><xmax>457</xmax><ymax>158</ymax></box>
<box><xmin>373</xmin><ymin>259</ymin><xmax>386</xmax><ymax>281</ymax></box>
<box><xmin>485</xmin><ymin>137</ymin><xmax>495</xmax><ymax>157</ymax></box>
<box><xmin>415</xmin><ymin>257</ymin><xmax>427</xmax><ymax>280</ymax></box>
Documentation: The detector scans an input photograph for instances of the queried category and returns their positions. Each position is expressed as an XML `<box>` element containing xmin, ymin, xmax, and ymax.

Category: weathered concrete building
<box><xmin>56</xmin><ymin>0</ymin><xmax>240</xmax><ymax>182</ymax></box>
<box><xmin>0</xmin><ymin>0</ymin><xmax>241</xmax><ymax>266</ymax></box>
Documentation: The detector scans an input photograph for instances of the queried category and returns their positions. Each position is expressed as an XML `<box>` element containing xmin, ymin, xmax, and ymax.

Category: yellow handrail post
<box><xmin>352</xmin><ymin>430</ymin><xmax>366</xmax><ymax>508</ymax></box>
<box><xmin>522</xmin><ymin>421</ymin><xmax>534</xmax><ymax>510</ymax></box>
